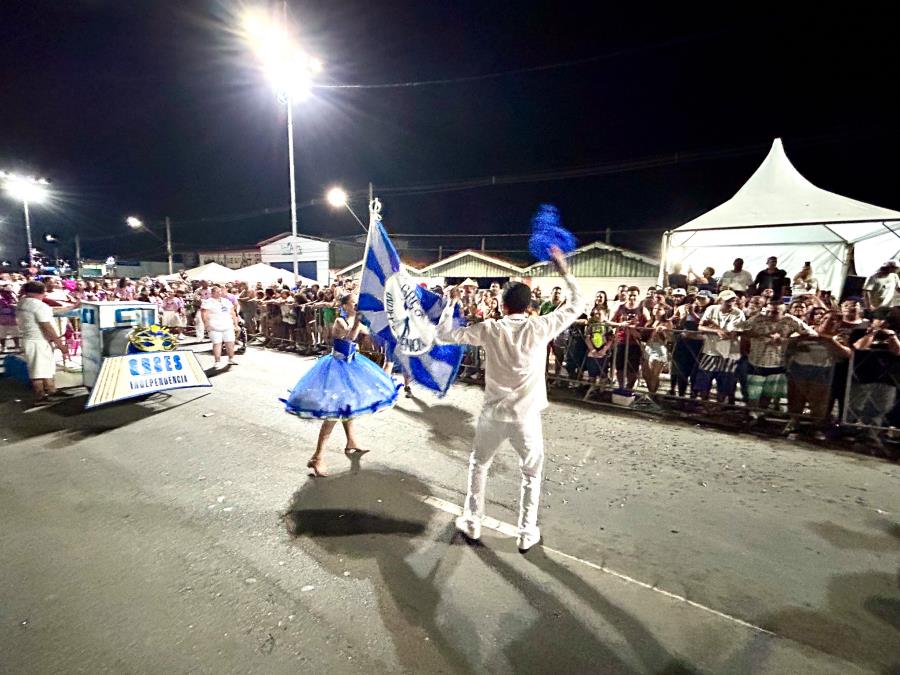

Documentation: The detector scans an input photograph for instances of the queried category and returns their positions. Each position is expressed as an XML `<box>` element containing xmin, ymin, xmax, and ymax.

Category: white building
<box><xmin>256</xmin><ymin>233</ymin><xmax>330</xmax><ymax>284</ymax></box>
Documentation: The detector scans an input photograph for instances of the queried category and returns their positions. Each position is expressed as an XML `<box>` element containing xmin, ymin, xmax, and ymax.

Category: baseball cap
<box><xmin>672</xmin><ymin>288</ymin><xmax>687</xmax><ymax>296</ymax></box>
<box><xmin>717</xmin><ymin>290</ymin><xmax>737</xmax><ymax>302</ymax></box>
<box><xmin>687</xmin><ymin>285</ymin><xmax>699</xmax><ymax>295</ymax></box>
<box><xmin>697</xmin><ymin>290</ymin><xmax>715</xmax><ymax>299</ymax></box>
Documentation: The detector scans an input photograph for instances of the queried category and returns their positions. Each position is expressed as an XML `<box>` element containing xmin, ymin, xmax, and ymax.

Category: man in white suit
<box><xmin>437</xmin><ymin>246</ymin><xmax>584</xmax><ymax>552</ymax></box>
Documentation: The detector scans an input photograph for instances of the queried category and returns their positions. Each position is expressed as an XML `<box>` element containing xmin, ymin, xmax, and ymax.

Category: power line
<box><xmin>314</xmin><ymin>33</ymin><xmax>718</xmax><ymax>90</ymax></box>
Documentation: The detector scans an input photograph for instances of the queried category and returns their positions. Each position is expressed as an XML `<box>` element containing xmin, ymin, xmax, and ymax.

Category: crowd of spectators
<box><xmin>526</xmin><ymin>257</ymin><xmax>900</xmax><ymax>455</ymax></box>
<box><xmin>2</xmin><ymin>254</ymin><xmax>898</xmax><ymax>454</ymax></box>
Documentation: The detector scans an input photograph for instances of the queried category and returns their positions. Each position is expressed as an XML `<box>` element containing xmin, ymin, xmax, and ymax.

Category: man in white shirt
<box><xmin>718</xmin><ymin>258</ymin><xmax>754</xmax><ymax>296</ymax></box>
<box><xmin>696</xmin><ymin>290</ymin><xmax>745</xmax><ymax>403</ymax></box>
<box><xmin>863</xmin><ymin>260</ymin><xmax>900</xmax><ymax>310</ymax></box>
<box><xmin>437</xmin><ymin>247</ymin><xmax>583</xmax><ymax>552</ymax></box>
<box><xmin>16</xmin><ymin>281</ymin><xmax>68</xmax><ymax>405</ymax></box>
<box><xmin>201</xmin><ymin>284</ymin><xmax>240</xmax><ymax>367</ymax></box>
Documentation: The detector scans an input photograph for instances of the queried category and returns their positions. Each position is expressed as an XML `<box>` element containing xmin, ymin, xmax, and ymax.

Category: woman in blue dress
<box><xmin>283</xmin><ymin>294</ymin><xmax>399</xmax><ymax>476</ymax></box>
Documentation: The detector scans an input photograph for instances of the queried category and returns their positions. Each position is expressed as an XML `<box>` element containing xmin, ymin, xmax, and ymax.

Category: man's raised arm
<box><xmin>537</xmin><ymin>246</ymin><xmax>584</xmax><ymax>337</ymax></box>
<box><xmin>436</xmin><ymin>288</ymin><xmax>485</xmax><ymax>346</ymax></box>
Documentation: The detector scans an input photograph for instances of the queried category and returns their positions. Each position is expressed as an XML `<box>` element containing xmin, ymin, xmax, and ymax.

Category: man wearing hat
<box><xmin>863</xmin><ymin>260</ymin><xmax>900</xmax><ymax>311</ymax></box>
<box><xmin>671</xmin><ymin>287</ymin><xmax>688</xmax><ymax>306</ymax></box>
<box><xmin>695</xmin><ymin>290</ymin><xmax>745</xmax><ymax>403</ymax></box>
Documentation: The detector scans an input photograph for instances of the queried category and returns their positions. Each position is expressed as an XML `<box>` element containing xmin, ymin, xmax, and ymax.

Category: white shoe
<box><xmin>227</xmin><ymin>359</ymin><xmax>238</xmax><ymax>366</ymax></box>
<box><xmin>516</xmin><ymin>530</ymin><xmax>542</xmax><ymax>554</ymax></box>
<box><xmin>455</xmin><ymin>515</ymin><xmax>481</xmax><ymax>541</ymax></box>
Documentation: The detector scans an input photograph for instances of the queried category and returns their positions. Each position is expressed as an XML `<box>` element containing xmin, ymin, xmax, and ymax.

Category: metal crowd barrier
<box><xmin>455</xmin><ymin>319</ymin><xmax>899</xmax><ymax>446</ymax></box>
<box><xmin>67</xmin><ymin>297</ymin><xmax>896</xmax><ymax>448</ymax></box>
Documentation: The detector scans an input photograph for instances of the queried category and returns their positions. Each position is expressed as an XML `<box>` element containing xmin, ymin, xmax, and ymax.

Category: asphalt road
<box><xmin>1</xmin><ymin>345</ymin><xmax>898</xmax><ymax>674</ymax></box>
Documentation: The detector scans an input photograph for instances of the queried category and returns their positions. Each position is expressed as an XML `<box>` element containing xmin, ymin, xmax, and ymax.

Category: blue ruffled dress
<box><xmin>282</xmin><ymin>338</ymin><xmax>399</xmax><ymax>420</ymax></box>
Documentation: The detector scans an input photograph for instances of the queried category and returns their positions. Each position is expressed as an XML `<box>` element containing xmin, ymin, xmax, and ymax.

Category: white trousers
<box><xmin>463</xmin><ymin>413</ymin><xmax>544</xmax><ymax>539</ymax></box>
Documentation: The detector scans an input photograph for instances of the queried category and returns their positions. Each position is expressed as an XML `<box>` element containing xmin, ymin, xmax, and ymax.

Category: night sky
<box><xmin>1</xmin><ymin>1</ymin><xmax>897</xmax><ymax>265</ymax></box>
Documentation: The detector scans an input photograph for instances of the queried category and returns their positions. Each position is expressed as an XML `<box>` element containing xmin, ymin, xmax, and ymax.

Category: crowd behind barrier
<box><xmin>1</xmin><ymin>255</ymin><xmax>899</xmax><ymax>458</ymax></box>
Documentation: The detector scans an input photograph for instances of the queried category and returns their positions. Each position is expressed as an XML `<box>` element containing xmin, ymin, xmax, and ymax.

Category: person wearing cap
<box><xmin>671</xmin><ymin>287</ymin><xmax>688</xmax><ymax>305</ymax></box>
<box><xmin>863</xmin><ymin>261</ymin><xmax>900</xmax><ymax>311</ymax></box>
<box><xmin>719</xmin><ymin>258</ymin><xmax>754</xmax><ymax>297</ymax></box>
<box><xmin>695</xmin><ymin>290</ymin><xmax>746</xmax><ymax>403</ymax></box>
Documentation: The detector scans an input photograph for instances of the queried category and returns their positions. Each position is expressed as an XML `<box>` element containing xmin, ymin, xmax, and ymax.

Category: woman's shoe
<box><xmin>306</xmin><ymin>459</ymin><xmax>328</xmax><ymax>477</ymax></box>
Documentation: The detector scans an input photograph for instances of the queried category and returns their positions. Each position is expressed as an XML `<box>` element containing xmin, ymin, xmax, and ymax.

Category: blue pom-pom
<box><xmin>529</xmin><ymin>204</ymin><xmax>577</xmax><ymax>261</ymax></box>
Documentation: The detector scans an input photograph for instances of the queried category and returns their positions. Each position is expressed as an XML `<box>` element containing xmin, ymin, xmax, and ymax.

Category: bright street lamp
<box><xmin>125</xmin><ymin>215</ymin><xmax>174</xmax><ymax>274</ymax></box>
<box><xmin>325</xmin><ymin>186</ymin><xmax>367</xmax><ymax>231</ymax></box>
<box><xmin>242</xmin><ymin>8</ymin><xmax>322</xmax><ymax>287</ymax></box>
<box><xmin>326</xmin><ymin>187</ymin><xmax>348</xmax><ymax>208</ymax></box>
<box><xmin>1</xmin><ymin>171</ymin><xmax>50</xmax><ymax>267</ymax></box>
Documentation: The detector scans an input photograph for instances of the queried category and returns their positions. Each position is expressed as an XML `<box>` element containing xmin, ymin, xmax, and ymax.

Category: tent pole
<box><xmin>841</xmin><ymin>243</ymin><xmax>855</xmax><ymax>281</ymax></box>
<box><xmin>658</xmin><ymin>231</ymin><xmax>670</xmax><ymax>286</ymax></box>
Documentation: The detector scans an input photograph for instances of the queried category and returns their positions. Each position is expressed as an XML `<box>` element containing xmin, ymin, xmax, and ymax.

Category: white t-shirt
<box><xmin>864</xmin><ymin>272</ymin><xmax>900</xmax><ymax>308</ymax></box>
<box><xmin>16</xmin><ymin>296</ymin><xmax>54</xmax><ymax>341</ymax></box>
<box><xmin>201</xmin><ymin>297</ymin><xmax>235</xmax><ymax>331</ymax></box>
<box><xmin>719</xmin><ymin>269</ymin><xmax>754</xmax><ymax>292</ymax></box>
<box><xmin>700</xmin><ymin>304</ymin><xmax>745</xmax><ymax>358</ymax></box>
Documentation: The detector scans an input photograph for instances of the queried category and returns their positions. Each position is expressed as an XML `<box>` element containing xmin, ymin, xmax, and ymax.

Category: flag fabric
<box><xmin>358</xmin><ymin>210</ymin><xmax>464</xmax><ymax>396</ymax></box>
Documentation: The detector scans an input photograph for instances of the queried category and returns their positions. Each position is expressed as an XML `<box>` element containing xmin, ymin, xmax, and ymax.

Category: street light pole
<box><xmin>1</xmin><ymin>172</ymin><xmax>50</xmax><ymax>268</ymax></box>
<box><xmin>285</xmin><ymin>93</ymin><xmax>300</xmax><ymax>287</ymax></box>
<box><xmin>165</xmin><ymin>216</ymin><xmax>173</xmax><ymax>275</ymax></box>
<box><xmin>23</xmin><ymin>200</ymin><xmax>34</xmax><ymax>267</ymax></box>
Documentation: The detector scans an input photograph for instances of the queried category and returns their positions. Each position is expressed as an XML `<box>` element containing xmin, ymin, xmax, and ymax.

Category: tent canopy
<box><xmin>666</xmin><ymin>139</ymin><xmax>900</xmax><ymax>292</ymax></box>
<box><xmin>233</xmin><ymin>263</ymin><xmax>316</xmax><ymax>287</ymax></box>
<box><xmin>182</xmin><ymin>262</ymin><xmax>238</xmax><ymax>283</ymax></box>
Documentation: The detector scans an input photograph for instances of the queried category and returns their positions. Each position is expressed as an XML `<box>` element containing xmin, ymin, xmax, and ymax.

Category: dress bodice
<box><xmin>332</xmin><ymin>338</ymin><xmax>358</xmax><ymax>360</ymax></box>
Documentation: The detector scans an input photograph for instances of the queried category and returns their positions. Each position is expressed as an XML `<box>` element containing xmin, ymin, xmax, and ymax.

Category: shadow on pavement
<box><xmin>472</xmin><ymin>543</ymin><xmax>694</xmax><ymax>675</ymax></box>
<box><xmin>283</xmin><ymin>465</ymin><xmax>690</xmax><ymax>673</ymax></box>
<box><xmin>761</xmin><ymin>569</ymin><xmax>900</xmax><ymax>672</ymax></box>
<box><xmin>395</xmin><ymin>397</ymin><xmax>475</xmax><ymax>454</ymax></box>
<box><xmin>283</xmin><ymin>467</ymin><xmax>476</xmax><ymax>673</ymax></box>
<box><xmin>760</xmin><ymin>520</ymin><xmax>900</xmax><ymax>672</ymax></box>
<box><xmin>0</xmin><ymin>382</ymin><xmax>203</xmax><ymax>443</ymax></box>
<box><xmin>519</xmin><ymin>546</ymin><xmax>696</xmax><ymax>674</ymax></box>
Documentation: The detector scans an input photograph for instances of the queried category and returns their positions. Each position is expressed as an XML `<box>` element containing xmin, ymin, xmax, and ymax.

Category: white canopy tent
<box><xmin>182</xmin><ymin>262</ymin><xmax>239</xmax><ymax>283</ymax></box>
<box><xmin>662</xmin><ymin>138</ymin><xmax>900</xmax><ymax>293</ymax></box>
<box><xmin>233</xmin><ymin>263</ymin><xmax>316</xmax><ymax>287</ymax></box>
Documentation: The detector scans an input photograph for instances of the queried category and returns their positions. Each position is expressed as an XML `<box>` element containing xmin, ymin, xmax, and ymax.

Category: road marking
<box><xmin>419</xmin><ymin>493</ymin><xmax>776</xmax><ymax>637</ymax></box>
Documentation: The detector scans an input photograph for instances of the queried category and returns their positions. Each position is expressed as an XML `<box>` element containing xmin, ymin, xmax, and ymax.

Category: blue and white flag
<box><xmin>358</xmin><ymin>201</ymin><xmax>464</xmax><ymax>396</ymax></box>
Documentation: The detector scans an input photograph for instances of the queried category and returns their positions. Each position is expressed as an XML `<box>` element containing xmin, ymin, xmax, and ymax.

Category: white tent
<box><xmin>182</xmin><ymin>262</ymin><xmax>238</xmax><ymax>283</ymax></box>
<box><xmin>663</xmin><ymin>138</ymin><xmax>900</xmax><ymax>293</ymax></box>
<box><xmin>233</xmin><ymin>263</ymin><xmax>316</xmax><ymax>287</ymax></box>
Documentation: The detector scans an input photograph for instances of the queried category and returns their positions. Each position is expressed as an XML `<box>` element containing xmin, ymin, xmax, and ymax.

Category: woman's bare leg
<box><xmin>308</xmin><ymin>420</ymin><xmax>336</xmax><ymax>475</ymax></box>
<box><xmin>342</xmin><ymin>419</ymin><xmax>367</xmax><ymax>452</ymax></box>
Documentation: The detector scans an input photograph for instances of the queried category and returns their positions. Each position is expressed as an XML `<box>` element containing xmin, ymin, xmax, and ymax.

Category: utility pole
<box><xmin>165</xmin><ymin>216</ymin><xmax>173</xmax><ymax>274</ymax></box>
